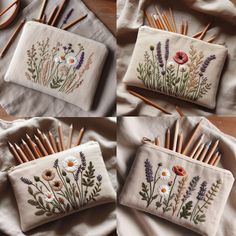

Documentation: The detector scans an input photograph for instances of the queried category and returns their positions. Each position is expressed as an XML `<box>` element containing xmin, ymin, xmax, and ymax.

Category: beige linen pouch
<box><xmin>119</xmin><ymin>141</ymin><xmax>234</xmax><ymax>236</ymax></box>
<box><xmin>8</xmin><ymin>141</ymin><xmax>116</xmax><ymax>232</ymax></box>
<box><xmin>4</xmin><ymin>21</ymin><xmax>108</xmax><ymax>111</ymax></box>
<box><xmin>123</xmin><ymin>26</ymin><xmax>228</xmax><ymax>109</ymax></box>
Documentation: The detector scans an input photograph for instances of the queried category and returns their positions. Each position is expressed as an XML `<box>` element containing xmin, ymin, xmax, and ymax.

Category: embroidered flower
<box><xmin>160</xmin><ymin>168</ymin><xmax>171</xmax><ymax>180</ymax></box>
<box><xmin>54</xmin><ymin>54</ymin><xmax>66</xmax><ymax>64</ymax></box>
<box><xmin>76</xmin><ymin>52</ymin><xmax>85</xmax><ymax>70</ymax></box>
<box><xmin>66</xmin><ymin>55</ymin><xmax>78</xmax><ymax>66</ymax></box>
<box><xmin>58</xmin><ymin>197</ymin><xmax>65</xmax><ymax>204</ymax></box>
<box><xmin>63</xmin><ymin>156</ymin><xmax>79</xmax><ymax>172</ymax></box>
<box><xmin>144</xmin><ymin>159</ymin><xmax>154</xmax><ymax>183</ymax></box>
<box><xmin>180</xmin><ymin>65</ymin><xmax>187</xmax><ymax>72</ymax></box>
<box><xmin>159</xmin><ymin>185</ymin><xmax>170</xmax><ymax>197</ymax></box>
<box><xmin>172</xmin><ymin>166</ymin><xmax>187</xmax><ymax>176</ymax></box>
<box><xmin>173</xmin><ymin>51</ymin><xmax>188</xmax><ymax>64</ymax></box>
<box><xmin>42</xmin><ymin>169</ymin><xmax>56</xmax><ymax>181</ymax></box>
<box><xmin>167</xmin><ymin>61</ymin><xmax>175</xmax><ymax>69</ymax></box>
<box><xmin>51</xmin><ymin>180</ymin><xmax>63</xmax><ymax>191</ymax></box>
<box><xmin>44</xmin><ymin>191</ymin><xmax>54</xmax><ymax>202</ymax></box>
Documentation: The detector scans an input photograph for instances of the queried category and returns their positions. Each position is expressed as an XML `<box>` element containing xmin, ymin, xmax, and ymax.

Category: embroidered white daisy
<box><xmin>159</xmin><ymin>185</ymin><xmax>170</xmax><ymax>197</ymax></box>
<box><xmin>54</xmin><ymin>54</ymin><xmax>66</xmax><ymax>64</ymax></box>
<box><xmin>63</xmin><ymin>156</ymin><xmax>79</xmax><ymax>172</ymax></box>
<box><xmin>180</xmin><ymin>65</ymin><xmax>187</xmax><ymax>72</ymax></box>
<box><xmin>159</xmin><ymin>168</ymin><xmax>171</xmax><ymax>180</ymax></box>
<box><xmin>44</xmin><ymin>191</ymin><xmax>54</xmax><ymax>202</ymax></box>
<box><xmin>167</xmin><ymin>61</ymin><xmax>175</xmax><ymax>68</ymax></box>
<box><xmin>66</xmin><ymin>55</ymin><xmax>78</xmax><ymax>66</ymax></box>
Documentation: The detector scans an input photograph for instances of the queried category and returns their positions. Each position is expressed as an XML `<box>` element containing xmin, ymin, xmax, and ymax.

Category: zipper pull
<box><xmin>142</xmin><ymin>137</ymin><xmax>153</xmax><ymax>144</ymax></box>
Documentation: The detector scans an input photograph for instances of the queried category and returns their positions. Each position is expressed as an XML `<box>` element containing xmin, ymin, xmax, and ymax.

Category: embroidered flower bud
<box><xmin>53</xmin><ymin>159</ymin><xmax>59</xmax><ymax>168</ymax></box>
<box><xmin>180</xmin><ymin>65</ymin><xmax>187</xmax><ymax>73</ymax></box>
<box><xmin>20</xmin><ymin>177</ymin><xmax>33</xmax><ymax>185</ymax></box>
<box><xmin>80</xmin><ymin>151</ymin><xmax>87</xmax><ymax>170</ymax></box>
<box><xmin>97</xmin><ymin>175</ymin><xmax>102</xmax><ymax>182</ymax></box>
<box><xmin>66</xmin><ymin>177</ymin><xmax>70</xmax><ymax>183</ymax></box>
<box><xmin>165</xmin><ymin>39</ymin><xmax>169</xmax><ymax>61</ymax></box>
<box><xmin>161</xmin><ymin>71</ymin><xmax>166</xmax><ymax>75</ymax></box>
<box><xmin>34</xmin><ymin>176</ymin><xmax>40</xmax><ymax>182</ymax></box>
<box><xmin>167</xmin><ymin>61</ymin><xmax>175</xmax><ymax>68</ymax></box>
<box><xmin>76</xmin><ymin>52</ymin><xmax>85</xmax><ymax>70</ymax></box>
<box><xmin>62</xmin><ymin>170</ymin><xmax>67</xmax><ymax>176</ymax></box>
<box><xmin>200</xmin><ymin>55</ymin><xmax>216</xmax><ymax>74</ymax></box>
<box><xmin>150</xmin><ymin>45</ymin><xmax>154</xmax><ymax>51</ymax></box>
<box><xmin>158</xmin><ymin>162</ymin><xmax>163</xmax><ymax>167</ymax></box>
<box><xmin>58</xmin><ymin>197</ymin><xmax>65</xmax><ymax>204</ymax></box>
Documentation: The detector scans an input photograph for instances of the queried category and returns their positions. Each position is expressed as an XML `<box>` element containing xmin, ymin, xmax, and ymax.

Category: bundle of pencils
<box><xmin>152</xmin><ymin>120</ymin><xmax>221</xmax><ymax>167</ymax></box>
<box><xmin>8</xmin><ymin>122</ymin><xmax>85</xmax><ymax>165</ymax></box>
<box><xmin>145</xmin><ymin>6</ymin><xmax>217</xmax><ymax>43</ymax></box>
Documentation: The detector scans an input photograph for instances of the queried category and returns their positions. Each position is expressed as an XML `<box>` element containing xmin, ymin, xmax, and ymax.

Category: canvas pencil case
<box><xmin>119</xmin><ymin>141</ymin><xmax>234</xmax><ymax>236</ymax></box>
<box><xmin>123</xmin><ymin>26</ymin><xmax>228</xmax><ymax>109</ymax></box>
<box><xmin>8</xmin><ymin>141</ymin><xmax>116</xmax><ymax>232</ymax></box>
<box><xmin>4</xmin><ymin>21</ymin><xmax>108</xmax><ymax>111</ymax></box>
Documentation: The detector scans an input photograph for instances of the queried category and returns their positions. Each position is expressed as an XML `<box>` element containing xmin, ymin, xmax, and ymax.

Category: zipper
<box><xmin>7</xmin><ymin>140</ymin><xmax>98</xmax><ymax>173</ymax></box>
<box><xmin>142</xmin><ymin>137</ymin><xmax>233</xmax><ymax>176</ymax></box>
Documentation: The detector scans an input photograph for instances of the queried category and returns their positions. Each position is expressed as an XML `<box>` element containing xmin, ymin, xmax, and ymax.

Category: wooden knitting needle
<box><xmin>199</xmin><ymin>22</ymin><xmax>211</xmax><ymax>40</ymax></box>
<box><xmin>169</xmin><ymin>8</ymin><xmax>177</xmax><ymax>33</ymax></box>
<box><xmin>177</xmin><ymin>133</ymin><xmax>183</xmax><ymax>153</ymax></box>
<box><xmin>22</xmin><ymin>139</ymin><xmax>36</xmax><ymax>160</ymax></box>
<box><xmin>145</xmin><ymin>11</ymin><xmax>155</xmax><ymax>28</ymax></box>
<box><xmin>165</xmin><ymin>128</ymin><xmax>170</xmax><ymax>149</ymax></box>
<box><xmin>213</xmin><ymin>153</ymin><xmax>221</xmax><ymax>166</ymax></box>
<box><xmin>43</xmin><ymin>134</ymin><xmax>55</xmax><ymax>154</ymax></box>
<box><xmin>15</xmin><ymin>144</ymin><xmax>29</xmax><ymax>162</ymax></box>
<box><xmin>67</xmin><ymin>124</ymin><xmax>73</xmax><ymax>149</ymax></box>
<box><xmin>56</xmin><ymin>137</ymin><xmax>62</xmax><ymax>152</ymax></box>
<box><xmin>62</xmin><ymin>14</ymin><xmax>88</xmax><ymax>30</ymax></box>
<box><xmin>37</xmin><ymin>129</ymin><xmax>45</xmax><ymax>145</ymax></box>
<box><xmin>155</xmin><ymin>7</ymin><xmax>167</xmax><ymax>31</ymax></box>
<box><xmin>192</xmin><ymin>143</ymin><xmax>205</xmax><ymax>160</ymax></box>
<box><xmin>77</xmin><ymin>127</ymin><xmax>85</xmax><ymax>145</ymax></box>
<box><xmin>155</xmin><ymin>137</ymin><xmax>161</xmax><ymax>146</ymax></box>
<box><xmin>128</xmin><ymin>90</ymin><xmax>172</xmax><ymax>115</ymax></box>
<box><xmin>49</xmin><ymin>131</ymin><xmax>58</xmax><ymax>152</ymax></box>
<box><xmin>51</xmin><ymin>0</ymin><xmax>67</xmax><ymax>26</ymax></box>
<box><xmin>162</xmin><ymin>13</ymin><xmax>172</xmax><ymax>31</ymax></box>
<box><xmin>8</xmin><ymin>142</ymin><xmax>23</xmax><ymax>164</ymax></box>
<box><xmin>198</xmin><ymin>141</ymin><xmax>211</xmax><ymax>162</ymax></box>
<box><xmin>183</xmin><ymin>21</ymin><xmax>188</xmax><ymax>35</ymax></box>
<box><xmin>38</xmin><ymin>0</ymin><xmax>47</xmax><ymax>20</ymax></box>
<box><xmin>172</xmin><ymin>120</ymin><xmax>179</xmax><ymax>152</ymax></box>
<box><xmin>207</xmin><ymin>35</ymin><xmax>217</xmax><ymax>43</ymax></box>
<box><xmin>47</xmin><ymin>6</ymin><xmax>59</xmax><ymax>25</ymax></box>
<box><xmin>182</xmin><ymin>122</ymin><xmax>201</xmax><ymax>155</ymax></box>
<box><xmin>209</xmin><ymin>151</ymin><xmax>220</xmax><ymax>165</ymax></box>
<box><xmin>180</xmin><ymin>21</ymin><xmax>184</xmax><ymax>35</ymax></box>
<box><xmin>189</xmin><ymin>134</ymin><xmax>205</xmax><ymax>158</ymax></box>
<box><xmin>58</xmin><ymin>122</ymin><xmax>65</xmax><ymax>151</ymax></box>
<box><xmin>34</xmin><ymin>135</ymin><xmax>48</xmax><ymax>156</ymax></box>
<box><xmin>192</xmin><ymin>30</ymin><xmax>203</xmax><ymax>38</ymax></box>
<box><xmin>204</xmin><ymin>140</ymin><xmax>219</xmax><ymax>163</ymax></box>
<box><xmin>175</xmin><ymin>106</ymin><xmax>185</xmax><ymax>117</ymax></box>
<box><xmin>0</xmin><ymin>19</ymin><xmax>26</xmax><ymax>58</ymax></box>
<box><xmin>0</xmin><ymin>0</ymin><xmax>18</xmax><ymax>17</ymax></box>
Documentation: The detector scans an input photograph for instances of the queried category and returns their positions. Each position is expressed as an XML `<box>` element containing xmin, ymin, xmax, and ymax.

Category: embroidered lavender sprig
<box><xmin>199</xmin><ymin>55</ymin><xmax>216</xmax><ymax>76</ymax></box>
<box><xmin>53</xmin><ymin>159</ymin><xmax>59</xmax><ymax>168</ymax></box>
<box><xmin>196</xmin><ymin>181</ymin><xmax>207</xmax><ymax>200</ymax></box>
<box><xmin>182</xmin><ymin>176</ymin><xmax>200</xmax><ymax>202</ymax></box>
<box><xmin>74</xmin><ymin>165</ymin><xmax>82</xmax><ymax>181</ymax></box>
<box><xmin>156</xmin><ymin>42</ymin><xmax>164</xmax><ymax>68</ymax></box>
<box><xmin>60</xmin><ymin>8</ymin><xmax>74</xmax><ymax>29</ymax></box>
<box><xmin>165</xmin><ymin>39</ymin><xmax>169</xmax><ymax>61</ymax></box>
<box><xmin>144</xmin><ymin>159</ymin><xmax>154</xmax><ymax>183</ymax></box>
<box><xmin>80</xmin><ymin>151</ymin><xmax>87</xmax><ymax>170</ymax></box>
<box><xmin>20</xmin><ymin>177</ymin><xmax>33</xmax><ymax>185</ymax></box>
<box><xmin>76</xmin><ymin>52</ymin><xmax>85</xmax><ymax>70</ymax></box>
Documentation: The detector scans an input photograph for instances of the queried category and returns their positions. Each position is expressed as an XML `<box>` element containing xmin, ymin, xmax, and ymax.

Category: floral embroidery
<box><xmin>139</xmin><ymin>159</ymin><xmax>222</xmax><ymax>225</ymax></box>
<box><xmin>20</xmin><ymin>152</ymin><xmax>102</xmax><ymax>216</ymax></box>
<box><xmin>136</xmin><ymin>40</ymin><xmax>216</xmax><ymax>101</ymax></box>
<box><xmin>25</xmin><ymin>38</ymin><xmax>94</xmax><ymax>94</ymax></box>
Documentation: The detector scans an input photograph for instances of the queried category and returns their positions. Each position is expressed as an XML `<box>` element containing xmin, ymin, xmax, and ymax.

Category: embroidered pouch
<box><xmin>4</xmin><ymin>21</ymin><xmax>108</xmax><ymax>111</ymax></box>
<box><xmin>8</xmin><ymin>141</ymin><xmax>116</xmax><ymax>232</ymax></box>
<box><xmin>123</xmin><ymin>26</ymin><xmax>228</xmax><ymax>109</ymax></box>
<box><xmin>119</xmin><ymin>142</ymin><xmax>234</xmax><ymax>236</ymax></box>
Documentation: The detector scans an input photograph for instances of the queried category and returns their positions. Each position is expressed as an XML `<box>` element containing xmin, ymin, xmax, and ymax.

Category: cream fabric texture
<box><xmin>4</xmin><ymin>21</ymin><xmax>108</xmax><ymax>111</ymax></box>
<box><xmin>117</xmin><ymin>0</ymin><xmax>236</xmax><ymax>115</ymax></box>
<box><xmin>8</xmin><ymin>142</ymin><xmax>116</xmax><ymax>232</ymax></box>
<box><xmin>117</xmin><ymin>116</ymin><xmax>236</xmax><ymax>236</ymax></box>
<box><xmin>0</xmin><ymin>117</ymin><xmax>116</xmax><ymax>236</ymax></box>
<box><xmin>119</xmin><ymin>144</ymin><xmax>234</xmax><ymax>236</ymax></box>
<box><xmin>123</xmin><ymin>26</ymin><xmax>227</xmax><ymax>109</ymax></box>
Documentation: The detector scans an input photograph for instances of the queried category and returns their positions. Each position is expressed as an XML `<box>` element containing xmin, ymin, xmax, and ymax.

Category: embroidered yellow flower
<box><xmin>63</xmin><ymin>156</ymin><xmax>79</xmax><ymax>172</ymax></box>
<box><xmin>66</xmin><ymin>55</ymin><xmax>78</xmax><ymax>66</ymax></box>
<box><xmin>44</xmin><ymin>191</ymin><xmax>55</xmax><ymax>202</ymax></box>
<box><xmin>160</xmin><ymin>168</ymin><xmax>171</xmax><ymax>180</ymax></box>
<box><xmin>42</xmin><ymin>169</ymin><xmax>55</xmax><ymax>181</ymax></box>
<box><xmin>159</xmin><ymin>185</ymin><xmax>170</xmax><ymax>197</ymax></box>
<box><xmin>51</xmin><ymin>180</ymin><xmax>63</xmax><ymax>191</ymax></box>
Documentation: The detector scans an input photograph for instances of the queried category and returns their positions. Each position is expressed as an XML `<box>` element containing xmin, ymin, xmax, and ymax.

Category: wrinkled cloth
<box><xmin>117</xmin><ymin>0</ymin><xmax>236</xmax><ymax>116</ymax></box>
<box><xmin>0</xmin><ymin>0</ymin><xmax>116</xmax><ymax>117</ymax></box>
<box><xmin>0</xmin><ymin>117</ymin><xmax>116</xmax><ymax>236</ymax></box>
<box><xmin>117</xmin><ymin>116</ymin><xmax>236</xmax><ymax>236</ymax></box>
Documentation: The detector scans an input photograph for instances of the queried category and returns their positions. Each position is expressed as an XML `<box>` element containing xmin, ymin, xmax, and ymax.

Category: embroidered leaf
<box><xmin>28</xmin><ymin>186</ymin><xmax>34</xmax><ymax>195</ymax></box>
<box><xmin>27</xmin><ymin>199</ymin><xmax>38</xmax><ymax>206</ymax></box>
<box><xmin>180</xmin><ymin>201</ymin><xmax>193</xmax><ymax>219</ymax></box>
<box><xmin>35</xmin><ymin>210</ymin><xmax>45</xmax><ymax>216</ymax></box>
<box><xmin>193</xmin><ymin>214</ymin><xmax>206</xmax><ymax>224</ymax></box>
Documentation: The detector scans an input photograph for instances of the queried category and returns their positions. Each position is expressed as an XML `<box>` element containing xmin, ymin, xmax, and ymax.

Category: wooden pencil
<box><xmin>49</xmin><ymin>131</ymin><xmax>58</xmax><ymax>152</ymax></box>
<box><xmin>162</xmin><ymin>13</ymin><xmax>172</xmax><ymax>31</ymax></box>
<box><xmin>77</xmin><ymin>127</ymin><xmax>85</xmax><ymax>145</ymax></box>
<box><xmin>22</xmin><ymin>139</ymin><xmax>36</xmax><ymax>160</ymax></box>
<box><xmin>189</xmin><ymin>134</ymin><xmax>205</xmax><ymax>158</ymax></box>
<box><xmin>37</xmin><ymin>129</ymin><xmax>45</xmax><ymax>145</ymax></box>
<box><xmin>15</xmin><ymin>144</ymin><xmax>29</xmax><ymax>162</ymax></box>
<box><xmin>38</xmin><ymin>0</ymin><xmax>47</xmax><ymax>20</ymax></box>
<box><xmin>155</xmin><ymin>137</ymin><xmax>160</xmax><ymax>146</ymax></box>
<box><xmin>34</xmin><ymin>135</ymin><xmax>48</xmax><ymax>156</ymax></box>
<box><xmin>47</xmin><ymin>6</ymin><xmax>59</xmax><ymax>25</ymax></box>
<box><xmin>193</xmin><ymin>143</ymin><xmax>205</xmax><ymax>160</ymax></box>
<box><xmin>128</xmin><ymin>90</ymin><xmax>172</xmax><ymax>115</ymax></box>
<box><xmin>165</xmin><ymin>128</ymin><xmax>170</xmax><ymax>149</ymax></box>
<box><xmin>0</xmin><ymin>19</ymin><xmax>26</xmax><ymax>58</ymax></box>
<box><xmin>198</xmin><ymin>141</ymin><xmax>211</xmax><ymax>161</ymax></box>
<box><xmin>43</xmin><ymin>134</ymin><xmax>55</xmax><ymax>154</ymax></box>
<box><xmin>177</xmin><ymin>133</ymin><xmax>183</xmax><ymax>153</ymax></box>
<box><xmin>32</xmin><ymin>141</ymin><xmax>42</xmax><ymax>158</ymax></box>
<box><xmin>8</xmin><ymin>142</ymin><xmax>23</xmax><ymax>164</ymax></box>
<box><xmin>207</xmin><ymin>35</ymin><xmax>217</xmax><ymax>43</ymax></box>
<box><xmin>20</xmin><ymin>144</ymin><xmax>31</xmax><ymax>161</ymax></box>
<box><xmin>182</xmin><ymin>122</ymin><xmax>201</xmax><ymax>155</ymax></box>
<box><xmin>192</xmin><ymin>30</ymin><xmax>203</xmax><ymax>38</ymax></box>
<box><xmin>213</xmin><ymin>153</ymin><xmax>221</xmax><ymax>166</ymax></box>
<box><xmin>204</xmin><ymin>140</ymin><xmax>219</xmax><ymax>163</ymax></box>
<box><xmin>56</xmin><ymin>137</ymin><xmax>63</xmax><ymax>152</ymax></box>
<box><xmin>58</xmin><ymin>122</ymin><xmax>65</xmax><ymax>151</ymax></box>
<box><xmin>153</xmin><ymin>15</ymin><xmax>165</xmax><ymax>30</ymax></box>
<box><xmin>62</xmin><ymin>14</ymin><xmax>88</xmax><ymax>30</ymax></box>
<box><xmin>151</xmin><ymin>14</ymin><xmax>159</xmax><ymax>28</ymax></box>
<box><xmin>155</xmin><ymin>7</ymin><xmax>167</xmax><ymax>30</ymax></box>
<box><xmin>67</xmin><ymin>124</ymin><xmax>73</xmax><ymax>149</ymax></box>
<box><xmin>0</xmin><ymin>0</ymin><xmax>18</xmax><ymax>17</ymax></box>
<box><xmin>51</xmin><ymin>0</ymin><xmax>67</xmax><ymax>26</ymax></box>
<box><xmin>145</xmin><ymin>11</ymin><xmax>155</xmax><ymax>28</ymax></box>
<box><xmin>175</xmin><ymin>106</ymin><xmax>185</xmax><ymax>117</ymax></box>
<box><xmin>209</xmin><ymin>151</ymin><xmax>219</xmax><ymax>165</ymax></box>
<box><xmin>199</xmin><ymin>22</ymin><xmax>211</xmax><ymax>40</ymax></box>
<box><xmin>183</xmin><ymin>21</ymin><xmax>188</xmax><ymax>35</ymax></box>
<box><xmin>26</xmin><ymin>134</ymin><xmax>40</xmax><ymax>158</ymax></box>
<box><xmin>172</xmin><ymin>120</ymin><xmax>179</xmax><ymax>152</ymax></box>
<box><xmin>169</xmin><ymin>8</ymin><xmax>177</xmax><ymax>33</ymax></box>
<box><xmin>180</xmin><ymin>21</ymin><xmax>184</xmax><ymax>35</ymax></box>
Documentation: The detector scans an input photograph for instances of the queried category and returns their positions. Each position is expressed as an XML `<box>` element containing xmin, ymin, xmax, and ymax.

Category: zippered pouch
<box><xmin>123</xmin><ymin>26</ymin><xmax>228</xmax><ymax>109</ymax></box>
<box><xmin>4</xmin><ymin>21</ymin><xmax>108</xmax><ymax>111</ymax></box>
<box><xmin>8</xmin><ymin>141</ymin><xmax>116</xmax><ymax>232</ymax></box>
<box><xmin>119</xmin><ymin>141</ymin><xmax>234</xmax><ymax>236</ymax></box>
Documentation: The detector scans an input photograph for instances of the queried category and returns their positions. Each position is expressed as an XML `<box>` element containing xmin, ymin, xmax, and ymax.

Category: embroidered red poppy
<box><xmin>173</xmin><ymin>51</ymin><xmax>188</xmax><ymax>64</ymax></box>
<box><xmin>172</xmin><ymin>165</ymin><xmax>187</xmax><ymax>176</ymax></box>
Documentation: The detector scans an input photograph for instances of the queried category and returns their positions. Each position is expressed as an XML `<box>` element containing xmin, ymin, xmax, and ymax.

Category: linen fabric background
<box><xmin>0</xmin><ymin>117</ymin><xmax>116</xmax><ymax>236</ymax></box>
<box><xmin>0</xmin><ymin>0</ymin><xmax>116</xmax><ymax>116</ymax></box>
<box><xmin>117</xmin><ymin>116</ymin><xmax>236</xmax><ymax>236</ymax></box>
<box><xmin>123</xmin><ymin>26</ymin><xmax>227</xmax><ymax>109</ymax></box>
<box><xmin>5</xmin><ymin>21</ymin><xmax>108</xmax><ymax>111</ymax></box>
<box><xmin>119</xmin><ymin>144</ymin><xmax>234</xmax><ymax>236</ymax></box>
<box><xmin>117</xmin><ymin>0</ymin><xmax>236</xmax><ymax>116</ymax></box>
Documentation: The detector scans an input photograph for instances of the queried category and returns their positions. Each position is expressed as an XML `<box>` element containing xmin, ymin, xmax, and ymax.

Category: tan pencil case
<box><xmin>8</xmin><ymin>141</ymin><xmax>116</xmax><ymax>232</ymax></box>
<box><xmin>4</xmin><ymin>21</ymin><xmax>108</xmax><ymax>111</ymax></box>
<box><xmin>119</xmin><ymin>141</ymin><xmax>234</xmax><ymax>236</ymax></box>
<box><xmin>123</xmin><ymin>26</ymin><xmax>228</xmax><ymax>109</ymax></box>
